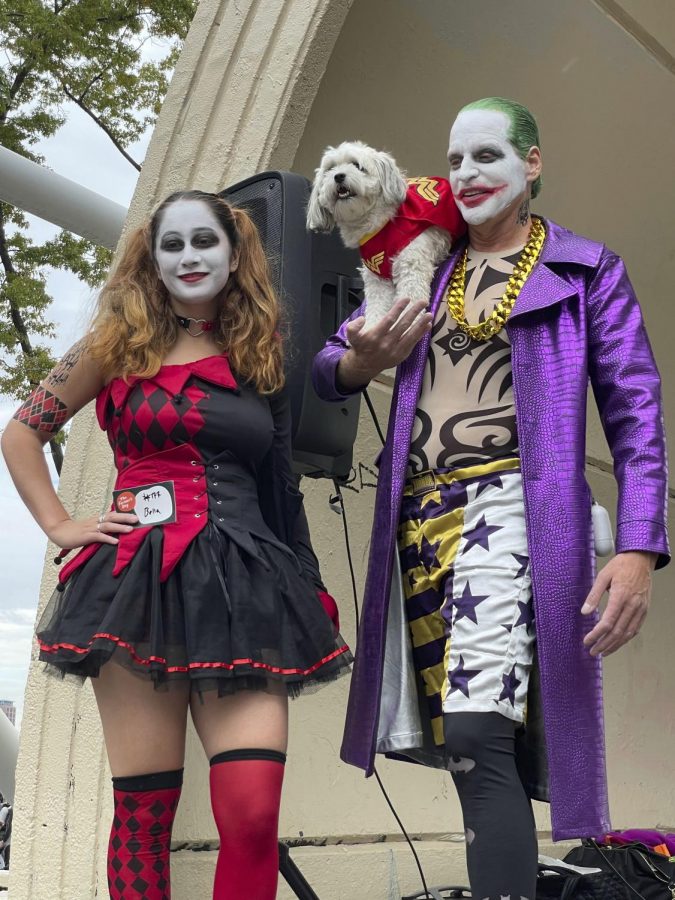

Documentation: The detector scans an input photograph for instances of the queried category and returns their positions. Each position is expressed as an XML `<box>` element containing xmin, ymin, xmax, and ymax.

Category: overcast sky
<box><xmin>0</xmin><ymin>102</ymin><xmax>150</xmax><ymax>730</ymax></box>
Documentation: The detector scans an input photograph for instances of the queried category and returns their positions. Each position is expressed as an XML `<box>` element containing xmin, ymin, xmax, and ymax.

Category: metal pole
<box><xmin>0</xmin><ymin>144</ymin><xmax>128</xmax><ymax>250</ymax></box>
<box><xmin>0</xmin><ymin>712</ymin><xmax>18</xmax><ymax>804</ymax></box>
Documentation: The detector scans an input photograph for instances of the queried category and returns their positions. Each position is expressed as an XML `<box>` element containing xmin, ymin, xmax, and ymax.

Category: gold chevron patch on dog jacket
<box><xmin>358</xmin><ymin>177</ymin><xmax>465</xmax><ymax>279</ymax></box>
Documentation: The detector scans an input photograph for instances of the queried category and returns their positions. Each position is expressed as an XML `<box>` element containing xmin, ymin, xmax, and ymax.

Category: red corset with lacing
<box><xmin>58</xmin><ymin>355</ymin><xmax>239</xmax><ymax>585</ymax></box>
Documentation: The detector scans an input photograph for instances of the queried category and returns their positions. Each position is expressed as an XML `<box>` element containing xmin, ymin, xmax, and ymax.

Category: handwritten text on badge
<box><xmin>112</xmin><ymin>481</ymin><xmax>177</xmax><ymax>527</ymax></box>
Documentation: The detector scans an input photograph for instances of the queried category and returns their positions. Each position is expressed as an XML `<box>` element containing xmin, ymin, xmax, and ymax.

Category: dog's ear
<box><xmin>372</xmin><ymin>151</ymin><xmax>407</xmax><ymax>208</ymax></box>
<box><xmin>306</xmin><ymin>173</ymin><xmax>334</xmax><ymax>232</ymax></box>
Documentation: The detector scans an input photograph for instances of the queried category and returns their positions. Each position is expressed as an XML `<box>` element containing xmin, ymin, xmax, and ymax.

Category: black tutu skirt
<box><xmin>37</xmin><ymin>523</ymin><xmax>353</xmax><ymax>697</ymax></box>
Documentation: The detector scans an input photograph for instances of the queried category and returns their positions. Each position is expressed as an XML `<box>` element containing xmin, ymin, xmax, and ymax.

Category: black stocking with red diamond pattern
<box><xmin>108</xmin><ymin>769</ymin><xmax>183</xmax><ymax>900</ymax></box>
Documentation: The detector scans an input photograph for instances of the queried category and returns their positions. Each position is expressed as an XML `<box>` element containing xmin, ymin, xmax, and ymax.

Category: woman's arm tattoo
<box><xmin>45</xmin><ymin>338</ymin><xmax>87</xmax><ymax>388</ymax></box>
<box><xmin>13</xmin><ymin>386</ymin><xmax>69</xmax><ymax>434</ymax></box>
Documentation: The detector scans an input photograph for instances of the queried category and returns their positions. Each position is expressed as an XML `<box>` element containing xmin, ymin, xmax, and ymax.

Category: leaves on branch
<box><xmin>0</xmin><ymin>0</ymin><xmax>197</xmax><ymax>469</ymax></box>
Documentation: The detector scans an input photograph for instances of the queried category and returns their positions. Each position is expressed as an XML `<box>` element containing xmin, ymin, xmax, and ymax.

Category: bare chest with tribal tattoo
<box><xmin>409</xmin><ymin>247</ymin><xmax>522</xmax><ymax>474</ymax></box>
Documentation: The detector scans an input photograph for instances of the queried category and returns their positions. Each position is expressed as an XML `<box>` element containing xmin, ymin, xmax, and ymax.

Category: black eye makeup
<box><xmin>474</xmin><ymin>146</ymin><xmax>504</xmax><ymax>162</ymax></box>
<box><xmin>159</xmin><ymin>229</ymin><xmax>219</xmax><ymax>252</ymax></box>
<box><xmin>159</xmin><ymin>234</ymin><xmax>184</xmax><ymax>252</ymax></box>
<box><xmin>191</xmin><ymin>229</ymin><xmax>219</xmax><ymax>248</ymax></box>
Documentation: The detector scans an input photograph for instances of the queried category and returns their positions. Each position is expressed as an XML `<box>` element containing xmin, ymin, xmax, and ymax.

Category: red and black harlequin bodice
<box><xmin>107</xmin><ymin>366</ymin><xmax>212</xmax><ymax>470</ymax></box>
<box><xmin>58</xmin><ymin>354</ymin><xmax>316</xmax><ymax>587</ymax></box>
<box><xmin>100</xmin><ymin>355</ymin><xmax>275</xmax><ymax>471</ymax></box>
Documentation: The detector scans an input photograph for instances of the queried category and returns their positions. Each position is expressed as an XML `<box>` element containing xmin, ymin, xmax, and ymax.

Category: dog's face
<box><xmin>306</xmin><ymin>140</ymin><xmax>407</xmax><ymax>235</ymax></box>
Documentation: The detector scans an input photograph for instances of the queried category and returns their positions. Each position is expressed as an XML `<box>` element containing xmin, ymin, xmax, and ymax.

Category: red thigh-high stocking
<box><xmin>107</xmin><ymin>768</ymin><xmax>183</xmax><ymax>900</ymax></box>
<box><xmin>209</xmin><ymin>748</ymin><xmax>286</xmax><ymax>900</ymax></box>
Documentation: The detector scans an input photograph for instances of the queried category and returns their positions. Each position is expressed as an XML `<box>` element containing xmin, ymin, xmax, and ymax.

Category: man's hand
<box><xmin>336</xmin><ymin>298</ymin><xmax>433</xmax><ymax>392</ymax></box>
<box><xmin>581</xmin><ymin>550</ymin><xmax>658</xmax><ymax>656</ymax></box>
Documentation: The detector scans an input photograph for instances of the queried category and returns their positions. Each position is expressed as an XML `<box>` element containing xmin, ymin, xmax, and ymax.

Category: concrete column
<box><xmin>133</xmin><ymin>0</ymin><xmax>355</xmax><ymax>210</ymax></box>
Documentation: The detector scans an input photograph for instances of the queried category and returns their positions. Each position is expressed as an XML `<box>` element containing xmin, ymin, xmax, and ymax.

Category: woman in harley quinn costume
<box><xmin>1</xmin><ymin>190</ymin><xmax>352</xmax><ymax>900</ymax></box>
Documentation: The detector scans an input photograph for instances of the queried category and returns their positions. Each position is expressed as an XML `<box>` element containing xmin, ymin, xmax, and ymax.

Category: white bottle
<box><xmin>592</xmin><ymin>501</ymin><xmax>615</xmax><ymax>557</ymax></box>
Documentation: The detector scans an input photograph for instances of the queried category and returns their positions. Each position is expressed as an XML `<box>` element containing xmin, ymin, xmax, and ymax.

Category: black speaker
<box><xmin>219</xmin><ymin>171</ymin><xmax>362</xmax><ymax>481</ymax></box>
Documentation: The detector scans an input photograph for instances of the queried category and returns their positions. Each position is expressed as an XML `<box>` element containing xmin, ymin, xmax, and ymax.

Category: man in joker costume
<box><xmin>313</xmin><ymin>98</ymin><xmax>669</xmax><ymax>899</ymax></box>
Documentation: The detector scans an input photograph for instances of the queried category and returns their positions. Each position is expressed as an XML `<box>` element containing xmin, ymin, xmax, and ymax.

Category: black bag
<box><xmin>536</xmin><ymin>863</ymin><xmax>632</xmax><ymax>899</ymax></box>
<box><xmin>564</xmin><ymin>840</ymin><xmax>675</xmax><ymax>900</ymax></box>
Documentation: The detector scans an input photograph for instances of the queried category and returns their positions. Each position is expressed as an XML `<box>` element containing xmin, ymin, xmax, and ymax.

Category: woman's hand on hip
<box><xmin>47</xmin><ymin>511</ymin><xmax>139</xmax><ymax>551</ymax></box>
<box><xmin>581</xmin><ymin>550</ymin><xmax>658</xmax><ymax>656</ymax></box>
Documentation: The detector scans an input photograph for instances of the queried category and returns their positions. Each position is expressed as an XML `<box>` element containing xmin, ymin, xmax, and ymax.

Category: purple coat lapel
<box><xmin>511</xmin><ymin>219</ymin><xmax>602</xmax><ymax>318</ymax></box>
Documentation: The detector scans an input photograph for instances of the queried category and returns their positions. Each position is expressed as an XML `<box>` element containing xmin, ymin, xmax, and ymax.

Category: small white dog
<box><xmin>307</xmin><ymin>140</ymin><xmax>464</xmax><ymax>329</ymax></box>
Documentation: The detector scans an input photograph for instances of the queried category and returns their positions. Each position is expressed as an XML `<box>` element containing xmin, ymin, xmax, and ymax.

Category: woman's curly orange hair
<box><xmin>87</xmin><ymin>191</ymin><xmax>284</xmax><ymax>394</ymax></box>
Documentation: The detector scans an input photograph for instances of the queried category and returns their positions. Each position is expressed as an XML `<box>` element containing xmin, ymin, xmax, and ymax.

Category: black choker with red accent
<box><xmin>174</xmin><ymin>313</ymin><xmax>217</xmax><ymax>338</ymax></box>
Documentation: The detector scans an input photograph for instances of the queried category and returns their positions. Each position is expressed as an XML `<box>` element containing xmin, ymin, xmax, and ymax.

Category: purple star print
<box><xmin>462</xmin><ymin>514</ymin><xmax>502</xmax><ymax>554</ymax></box>
<box><xmin>454</xmin><ymin>581</ymin><xmax>490</xmax><ymax>625</ymax></box>
<box><xmin>449</xmin><ymin>654</ymin><xmax>481</xmax><ymax>699</ymax></box>
<box><xmin>515</xmin><ymin>599</ymin><xmax>535</xmax><ymax>633</ymax></box>
<box><xmin>475</xmin><ymin>472</ymin><xmax>504</xmax><ymax>498</ymax></box>
<box><xmin>512</xmin><ymin>553</ymin><xmax>529</xmax><ymax>579</ymax></box>
<box><xmin>499</xmin><ymin>666</ymin><xmax>522</xmax><ymax>706</ymax></box>
<box><xmin>419</xmin><ymin>534</ymin><xmax>442</xmax><ymax>573</ymax></box>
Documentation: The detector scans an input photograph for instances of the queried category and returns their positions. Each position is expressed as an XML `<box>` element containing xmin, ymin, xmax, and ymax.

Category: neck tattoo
<box><xmin>174</xmin><ymin>312</ymin><xmax>216</xmax><ymax>338</ymax></box>
<box><xmin>517</xmin><ymin>200</ymin><xmax>530</xmax><ymax>227</ymax></box>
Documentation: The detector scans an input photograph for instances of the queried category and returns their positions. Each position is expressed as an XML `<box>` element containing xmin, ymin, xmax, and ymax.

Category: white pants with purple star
<box><xmin>398</xmin><ymin>458</ymin><xmax>535</xmax><ymax>745</ymax></box>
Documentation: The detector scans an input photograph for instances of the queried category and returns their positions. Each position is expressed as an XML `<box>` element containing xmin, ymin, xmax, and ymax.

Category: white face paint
<box><xmin>154</xmin><ymin>199</ymin><xmax>236</xmax><ymax>309</ymax></box>
<box><xmin>448</xmin><ymin>109</ymin><xmax>528</xmax><ymax>226</ymax></box>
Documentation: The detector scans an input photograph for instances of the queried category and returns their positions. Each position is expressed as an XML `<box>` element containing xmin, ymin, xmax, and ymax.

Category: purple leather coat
<box><xmin>313</xmin><ymin>219</ymin><xmax>669</xmax><ymax>840</ymax></box>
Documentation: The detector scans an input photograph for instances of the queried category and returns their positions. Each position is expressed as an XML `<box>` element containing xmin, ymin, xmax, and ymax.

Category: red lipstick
<box><xmin>457</xmin><ymin>185</ymin><xmax>506</xmax><ymax>208</ymax></box>
<box><xmin>178</xmin><ymin>273</ymin><xmax>207</xmax><ymax>283</ymax></box>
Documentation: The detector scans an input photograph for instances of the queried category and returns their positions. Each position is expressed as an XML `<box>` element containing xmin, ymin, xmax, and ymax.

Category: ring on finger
<box><xmin>98</xmin><ymin>513</ymin><xmax>105</xmax><ymax>524</ymax></box>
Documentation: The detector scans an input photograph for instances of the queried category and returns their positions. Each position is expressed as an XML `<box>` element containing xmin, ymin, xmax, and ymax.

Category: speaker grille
<box><xmin>223</xmin><ymin>176</ymin><xmax>283</xmax><ymax>291</ymax></box>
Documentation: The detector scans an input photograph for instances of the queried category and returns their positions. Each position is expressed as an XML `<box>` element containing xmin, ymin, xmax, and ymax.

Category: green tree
<box><xmin>0</xmin><ymin>0</ymin><xmax>197</xmax><ymax>471</ymax></box>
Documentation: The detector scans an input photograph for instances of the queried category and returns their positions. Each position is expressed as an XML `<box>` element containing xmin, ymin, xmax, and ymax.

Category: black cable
<box><xmin>330</xmin><ymin>480</ymin><xmax>360</xmax><ymax>632</ymax></box>
<box><xmin>363</xmin><ymin>388</ymin><xmax>386</xmax><ymax>446</ymax></box>
<box><xmin>373</xmin><ymin>767</ymin><xmax>432</xmax><ymax>900</ymax></box>
<box><xmin>363</xmin><ymin>386</ymin><xmax>386</xmax><ymax>451</ymax></box>
<box><xmin>331</xmin><ymin>479</ymin><xmax>432</xmax><ymax>900</ymax></box>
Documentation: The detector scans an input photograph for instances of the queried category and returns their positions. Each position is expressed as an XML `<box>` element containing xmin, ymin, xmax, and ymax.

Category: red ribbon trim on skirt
<box><xmin>38</xmin><ymin>632</ymin><xmax>350</xmax><ymax>676</ymax></box>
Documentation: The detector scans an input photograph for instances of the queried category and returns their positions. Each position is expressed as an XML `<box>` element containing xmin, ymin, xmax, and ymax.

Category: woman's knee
<box><xmin>214</xmin><ymin>791</ymin><xmax>281</xmax><ymax>845</ymax></box>
<box><xmin>209</xmin><ymin>749</ymin><xmax>285</xmax><ymax>845</ymax></box>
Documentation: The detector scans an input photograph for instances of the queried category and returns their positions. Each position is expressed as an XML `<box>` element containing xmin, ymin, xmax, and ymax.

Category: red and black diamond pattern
<box><xmin>111</xmin><ymin>380</ymin><xmax>208</xmax><ymax>468</ymax></box>
<box><xmin>13</xmin><ymin>386</ymin><xmax>68</xmax><ymax>435</ymax></box>
<box><xmin>108</xmin><ymin>784</ymin><xmax>181</xmax><ymax>900</ymax></box>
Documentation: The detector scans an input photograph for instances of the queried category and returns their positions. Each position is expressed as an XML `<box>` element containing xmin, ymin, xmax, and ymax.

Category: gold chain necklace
<box><xmin>446</xmin><ymin>216</ymin><xmax>546</xmax><ymax>341</ymax></box>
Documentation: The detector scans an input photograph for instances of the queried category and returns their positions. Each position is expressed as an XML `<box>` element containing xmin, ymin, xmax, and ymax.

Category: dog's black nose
<box><xmin>334</xmin><ymin>172</ymin><xmax>346</xmax><ymax>184</ymax></box>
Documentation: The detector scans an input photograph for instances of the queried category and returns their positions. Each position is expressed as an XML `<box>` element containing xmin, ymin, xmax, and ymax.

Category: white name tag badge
<box><xmin>113</xmin><ymin>481</ymin><xmax>177</xmax><ymax>527</ymax></box>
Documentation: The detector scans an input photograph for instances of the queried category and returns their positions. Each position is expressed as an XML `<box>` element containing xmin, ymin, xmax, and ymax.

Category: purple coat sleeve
<box><xmin>587</xmin><ymin>250</ymin><xmax>670</xmax><ymax>567</ymax></box>
<box><xmin>312</xmin><ymin>302</ymin><xmax>367</xmax><ymax>402</ymax></box>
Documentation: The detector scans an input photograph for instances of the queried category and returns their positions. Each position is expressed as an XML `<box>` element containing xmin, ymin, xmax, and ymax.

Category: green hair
<box><xmin>460</xmin><ymin>97</ymin><xmax>542</xmax><ymax>198</ymax></box>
